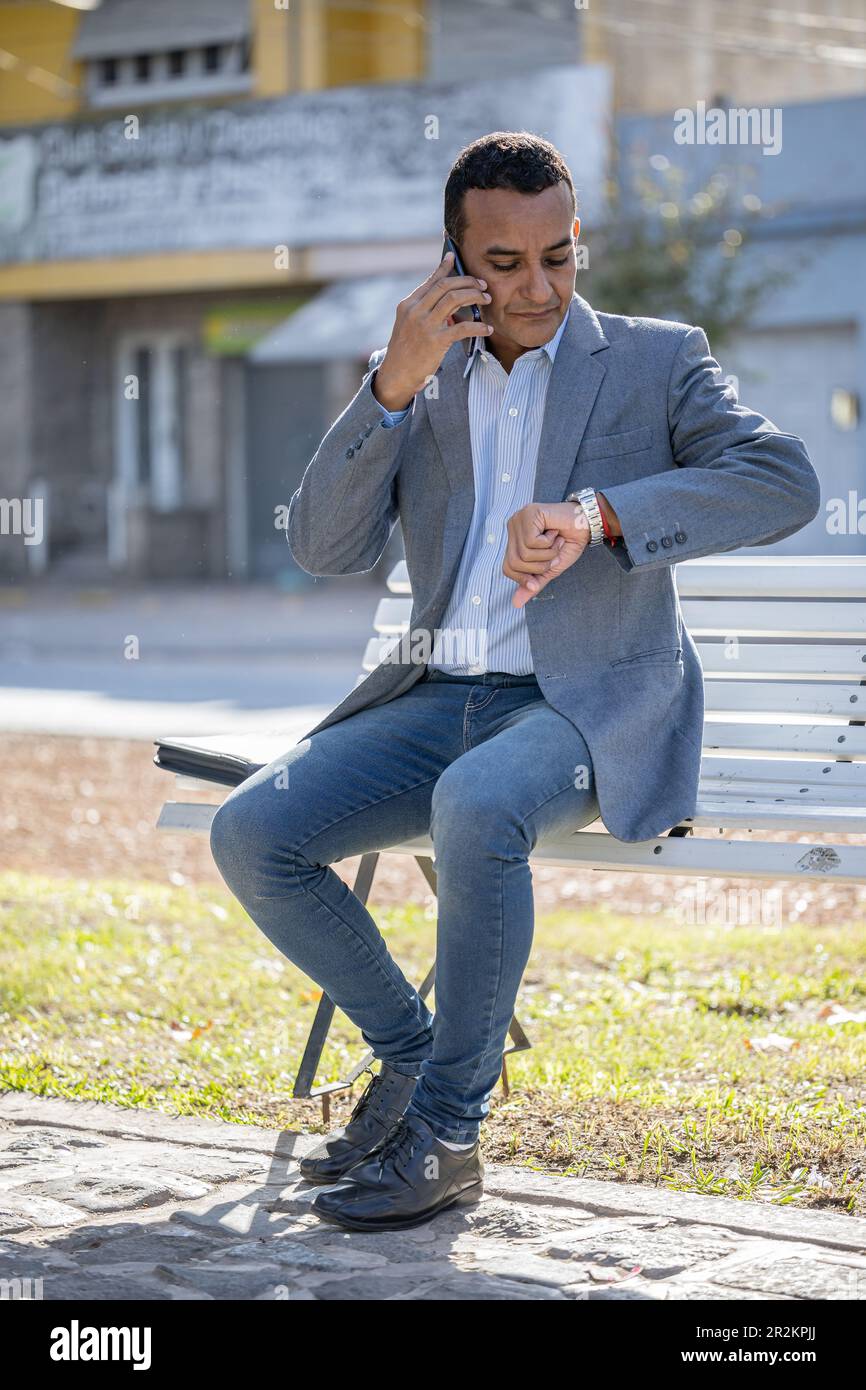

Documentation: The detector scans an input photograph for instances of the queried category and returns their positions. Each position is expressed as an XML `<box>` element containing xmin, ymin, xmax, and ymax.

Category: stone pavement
<box><xmin>1</xmin><ymin>1094</ymin><xmax>865</xmax><ymax>1301</ymax></box>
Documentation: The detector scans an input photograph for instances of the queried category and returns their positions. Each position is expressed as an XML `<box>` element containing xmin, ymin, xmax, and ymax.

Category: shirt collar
<box><xmin>462</xmin><ymin>304</ymin><xmax>571</xmax><ymax>380</ymax></box>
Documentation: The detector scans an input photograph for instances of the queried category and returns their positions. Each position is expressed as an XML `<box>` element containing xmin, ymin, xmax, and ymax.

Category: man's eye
<box><xmin>490</xmin><ymin>257</ymin><xmax>570</xmax><ymax>272</ymax></box>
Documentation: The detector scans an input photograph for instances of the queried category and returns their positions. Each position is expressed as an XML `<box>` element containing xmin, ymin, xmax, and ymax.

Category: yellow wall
<box><xmin>251</xmin><ymin>0</ymin><xmax>291</xmax><ymax>98</ymax></box>
<box><xmin>323</xmin><ymin>1</ymin><xmax>425</xmax><ymax>87</ymax></box>
<box><xmin>0</xmin><ymin>2</ymin><xmax>84</xmax><ymax>126</ymax></box>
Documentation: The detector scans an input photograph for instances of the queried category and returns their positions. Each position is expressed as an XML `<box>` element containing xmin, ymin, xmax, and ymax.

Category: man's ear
<box><xmin>573</xmin><ymin>216</ymin><xmax>581</xmax><ymax>240</ymax></box>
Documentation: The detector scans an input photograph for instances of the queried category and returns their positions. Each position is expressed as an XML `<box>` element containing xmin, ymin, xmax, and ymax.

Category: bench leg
<box><xmin>291</xmin><ymin>852</ymin><xmax>533</xmax><ymax>1123</ymax></box>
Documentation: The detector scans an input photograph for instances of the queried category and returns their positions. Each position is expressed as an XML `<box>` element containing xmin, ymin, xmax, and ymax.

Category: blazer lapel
<box><xmin>532</xmin><ymin>293</ymin><xmax>609</xmax><ymax>504</ymax></box>
<box><xmin>425</xmin><ymin>343</ymin><xmax>474</xmax><ymax>495</ymax></box>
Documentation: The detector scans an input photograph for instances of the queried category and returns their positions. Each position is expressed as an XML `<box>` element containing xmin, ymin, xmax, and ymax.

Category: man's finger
<box><xmin>403</xmin><ymin>252</ymin><xmax>457</xmax><ymax>307</ymax></box>
<box><xmin>512</xmin><ymin>572</ymin><xmax>551</xmax><ymax>608</ymax></box>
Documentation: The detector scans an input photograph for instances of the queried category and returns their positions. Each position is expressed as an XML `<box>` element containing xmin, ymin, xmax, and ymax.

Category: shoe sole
<box><xmin>312</xmin><ymin>1181</ymin><xmax>484</xmax><ymax>1232</ymax></box>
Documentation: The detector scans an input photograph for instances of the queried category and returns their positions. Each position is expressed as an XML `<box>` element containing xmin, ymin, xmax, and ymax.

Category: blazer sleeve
<box><xmin>596</xmin><ymin>325</ymin><xmax>822</xmax><ymax>574</ymax></box>
<box><xmin>285</xmin><ymin>348</ymin><xmax>412</xmax><ymax>576</ymax></box>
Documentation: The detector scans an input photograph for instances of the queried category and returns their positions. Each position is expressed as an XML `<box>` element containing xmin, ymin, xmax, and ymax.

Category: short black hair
<box><xmin>444</xmin><ymin>131</ymin><xmax>576</xmax><ymax>246</ymax></box>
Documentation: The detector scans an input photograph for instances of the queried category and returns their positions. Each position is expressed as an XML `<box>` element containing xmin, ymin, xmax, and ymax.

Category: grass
<box><xmin>1</xmin><ymin>870</ymin><xmax>865</xmax><ymax>1213</ymax></box>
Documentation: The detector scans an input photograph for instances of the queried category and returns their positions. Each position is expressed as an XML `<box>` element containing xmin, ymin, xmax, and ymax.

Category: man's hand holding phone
<box><xmin>372</xmin><ymin>251</ymin><xmax>493</xmax><ymax>413</ymax></box>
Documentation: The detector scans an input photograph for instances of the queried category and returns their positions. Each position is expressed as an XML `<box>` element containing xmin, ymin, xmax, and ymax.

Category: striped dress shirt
<box><xmin>375</xmin><ymin>307</ymin><xmax>570</xmax><ymax>675</ymax></box>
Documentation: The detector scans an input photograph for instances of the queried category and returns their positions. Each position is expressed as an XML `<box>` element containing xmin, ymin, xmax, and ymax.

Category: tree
<box><xmin>580</xmin><ymin>149</ymin><xmax>802</xmax><ymax>349</ymax></box>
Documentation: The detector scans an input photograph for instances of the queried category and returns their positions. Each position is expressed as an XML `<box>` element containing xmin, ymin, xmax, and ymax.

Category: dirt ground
<box><xmin>3</xmin><ymin>732</ymin><xmax>865</xmax><ymax>927</ymax></box>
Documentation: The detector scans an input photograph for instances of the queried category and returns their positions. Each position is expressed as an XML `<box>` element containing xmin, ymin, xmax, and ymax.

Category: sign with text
<box><xmin>0</xmin><ymin>64</ymin><xmax>609</xmax><ymax>264</ymax></box>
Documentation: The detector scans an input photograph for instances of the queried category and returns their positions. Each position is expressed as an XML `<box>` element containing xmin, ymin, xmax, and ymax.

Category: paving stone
<box><xmin>150</xmin><ymin>1260</ymin><xmax>290</xmax><ymax>1300</ymax></box>
<box><xmin>40</xmin><ymin>1272</ymin><xmax>178</xmax><ymax>1301</ymax></box>
<box><xmin>21</xmin><ymin>1172</ymin><xmax>211</xmax><ymax>1212</ymax></box>
<box><xmin>205</xmin><ymin>1237</ymin><xmax>389</xmax><ymax>1272</ymax></box>
<box><xmin>70</xmin><ymin>1229</ymin><xmax>234</xmax><ymax>1266</ymax></box>
<box><xmin>711</xmin><ymin>1253</ymin><xmax>866</xmax><ymax>1300</ymax></box>
<box><xmin>400</xmin><ymin>1272</ymin><xmax>569</xmax><ymax>1300</ymax></box>
<box><xmin>0</xmin><ymin>1194</ymin><xmax>85</xmax><ymax>1232</ymax></box>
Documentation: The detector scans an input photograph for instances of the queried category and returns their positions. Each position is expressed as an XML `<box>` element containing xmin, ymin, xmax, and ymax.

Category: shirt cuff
<box><xmin>370</xmin><ymin>371</ymin><xmax>411</xmax><ymax>428</ymax></box>
<box><xmin>376</xmin><ymin>401</ymin><xmax>410</xmax><ymax>429</ymax></box>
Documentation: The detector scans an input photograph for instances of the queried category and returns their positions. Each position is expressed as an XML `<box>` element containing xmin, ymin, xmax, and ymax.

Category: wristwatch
<box><xmin>566</xmin><ymin>487</ymin><xmax>604</xmax><ymax>546</ymax></box>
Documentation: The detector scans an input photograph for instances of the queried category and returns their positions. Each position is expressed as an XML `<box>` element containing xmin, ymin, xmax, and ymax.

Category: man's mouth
<box><xmin>512</xmin><ymin>307</ymin><xmax>558</xmax><ymax>319</ymax></box>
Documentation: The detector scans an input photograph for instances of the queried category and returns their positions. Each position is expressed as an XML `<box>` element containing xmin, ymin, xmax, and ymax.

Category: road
<box><xmin>0</xmin><ymin>580</ymin><xmax>380</xmax><ymax>739</ymax></box>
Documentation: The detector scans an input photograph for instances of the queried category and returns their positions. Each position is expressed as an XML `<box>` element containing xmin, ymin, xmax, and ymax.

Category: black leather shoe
<box><xmin>298</xmin><ymin>1062</ymin><xmax>419</xmax><ymax>1184</ymax></box>
<box><xmin>311</xmin><ymin>1111</ymin><xmax>484</xmax><ymax>1230</ymax></box>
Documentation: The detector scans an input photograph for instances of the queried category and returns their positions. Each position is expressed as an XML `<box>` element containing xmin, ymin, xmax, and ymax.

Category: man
<box><xmin>209</xmin><ymin>132</ymin><xmax>820</xmax><ymax>1232</ymax></box>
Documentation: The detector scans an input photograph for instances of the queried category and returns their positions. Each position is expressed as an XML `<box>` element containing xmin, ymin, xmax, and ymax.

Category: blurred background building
<box><xmin>0</xmin><ymin>0</ymin><xmax>864</xmax><ymax>587</ymax></box>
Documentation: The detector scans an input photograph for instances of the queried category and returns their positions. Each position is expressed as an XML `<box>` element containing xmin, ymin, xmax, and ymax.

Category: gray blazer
<box><xmin>287</xmin><ymin>292</ymin><xmax>821</xmax><ymax>843</ymax></box>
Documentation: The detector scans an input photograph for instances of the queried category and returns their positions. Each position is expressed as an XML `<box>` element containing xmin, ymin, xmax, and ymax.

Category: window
<box><xmin>87</xmin><ymin>41</ymin><xmax>251</xmax><ymax>106</ymax></box>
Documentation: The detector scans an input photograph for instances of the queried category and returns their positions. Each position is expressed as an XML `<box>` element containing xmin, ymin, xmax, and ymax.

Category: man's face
<box><xmin>457</xmin><ymin>182</ymin><xmax>578</xmax><ymax>352</ymax></box>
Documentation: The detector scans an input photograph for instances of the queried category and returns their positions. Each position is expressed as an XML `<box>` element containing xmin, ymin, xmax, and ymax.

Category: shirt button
<box><xmin>501</xmin><ymin>473</ymin><xmax>511</xmax><ymax>482</ymax></box>
<box><xmin>471</xmin><ymin>595</ymin><xmax>482</xmax><ymax>605</ymax></box>
<box><xmin>508</xmin><ymin>407</ymin><xmax>518</xmax><ymax>417</ymax></box>
<box><xmin>481</xmin><ymin>353</ymin><xmax>488</xmax><ymax>362</ymax></box>
<box><xmin>486</xmin><ymin>533</ymin><xmax>495</xmax><ymax>543</ymax></box>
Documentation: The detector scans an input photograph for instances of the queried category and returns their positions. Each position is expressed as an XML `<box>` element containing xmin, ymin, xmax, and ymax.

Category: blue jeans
<box><xmin>209</xmin><ymin>669</ymin><xmax>599</xmax><ymax>1143</ymax></box>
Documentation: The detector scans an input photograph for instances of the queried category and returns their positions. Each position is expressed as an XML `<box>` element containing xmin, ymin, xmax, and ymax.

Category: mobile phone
<box><xmin>442</xmin><ymin>234</ymin><xmax>483</xmax><ymax>355</ymax></box>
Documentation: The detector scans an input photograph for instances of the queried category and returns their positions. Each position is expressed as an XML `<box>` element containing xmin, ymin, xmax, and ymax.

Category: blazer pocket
<box><xmin>579</xmin><ymin>425</ymin><xmax>654</xmax><ymax>461</ymax></box>
<box><xmin>610</xmin><ymin>644</ymin><xmax>683</xmax><ymax>669</ymax></box>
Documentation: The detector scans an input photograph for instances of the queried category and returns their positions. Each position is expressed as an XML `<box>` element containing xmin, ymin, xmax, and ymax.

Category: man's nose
<box><xmin>520</xmin><ymin>267</ymin><xmax>555</xmax><ymax>305</ymax></box>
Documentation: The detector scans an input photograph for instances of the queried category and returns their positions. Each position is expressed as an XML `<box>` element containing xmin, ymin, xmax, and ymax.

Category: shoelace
<box><xmin>376</xmin><ymin>1115</ymin><xmax>418</xmax><ymax>1174</ymax></box>
<box><xmin>347</xmin><ymin>1066</ymin><xmax>379</xmax><ymax>1124</ymax></box>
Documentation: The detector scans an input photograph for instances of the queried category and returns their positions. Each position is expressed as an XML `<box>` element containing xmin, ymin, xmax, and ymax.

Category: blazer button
<box><xmin>346</xmin><ymin>447</ymin><xmax>355</xmax><ymax>459</ymax></box>
<box><xmin>646</xmin><ymin>540</ymin><xmax>659</xmax><ymax>552</ymax></box>
<box><xmin>661</xmin><ymin>535</ymin><xmax>673</xmax><ymax>548</ymax></box>
<box><xmin>675</xmin><ymin>531</ymin><xmax>687</xmax><ymax>543</ymax></box>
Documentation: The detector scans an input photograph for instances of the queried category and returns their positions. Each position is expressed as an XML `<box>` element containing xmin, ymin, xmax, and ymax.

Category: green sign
<box><xmin>202</xmin><ymin>298</ymin><xmax>308</xmax><ymax>355</ymax></box>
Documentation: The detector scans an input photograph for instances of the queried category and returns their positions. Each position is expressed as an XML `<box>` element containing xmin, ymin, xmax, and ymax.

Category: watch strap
<box><xmin>566</xmin><ymin>488</ymin><xmax>605</xmax><ymax>546</ymax></box>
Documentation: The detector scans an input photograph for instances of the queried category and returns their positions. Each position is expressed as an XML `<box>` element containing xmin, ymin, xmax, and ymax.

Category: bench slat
<box><xmin>700</xmin><ymin>755</ymin><xmax>866</xmax><ymax>788</ymax></box>
<box><xmin>696</xmin><ymin>643</ymin><xmax>866</xmax><ymax>678</ymax></box>
<box><xmin>375</xmin><ymin>595</ymin><xmax>866</xmax><ymax>642</ymax></box>
<box><xmin>387</xmin><ymin>557</ymin><xmax>866</xmax><ymax>601</ymax></box>
<box><xmin>702</xmin><ymin>722</ymin><xmax>866</xmax><ymax>757</ymax></box>
<box><xmin>158</xmin><ymin>802</ymin><xmax>866</xmax><ymax>879</ymax></box>
<box><xmin>388</xmin><ymin>830</ymin><xmax>866</xmax><ymax>881</ymax></box>
<box><xmin>367</xmin><ymin>634</ymin><xmax>866</xmax><ymax>681</ymax></box>
<box><xmin>158</xmin><ymin>802</ymin><xmax>219</xmax><ymax>832</ymax></box>
<box><xmin>704</xmin><ymin>680</ymin><xmax>866</xmax><ymax>718</ymax></box>
<box><xmin>680</xmin><ymin>600</ymin><xmax>866</xmax><ymax>640</ymax></box>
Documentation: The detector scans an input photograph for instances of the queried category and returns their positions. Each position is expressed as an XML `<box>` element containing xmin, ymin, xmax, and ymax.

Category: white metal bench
<box><xmin>154</xmin><ymin>555</ymin><xmax>866</xmax><ymax>1115</ymax></box>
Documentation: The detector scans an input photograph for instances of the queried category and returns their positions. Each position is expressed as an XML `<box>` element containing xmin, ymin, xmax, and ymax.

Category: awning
<box><xmin>73</xmin><ymin>0</ymin><xmax>249</xmax><ymax>60</ymax></box>
<box><xmin>248</xmin><ymin>274</ymin><xmax>423</xmax><ymax>365</ymax></box>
